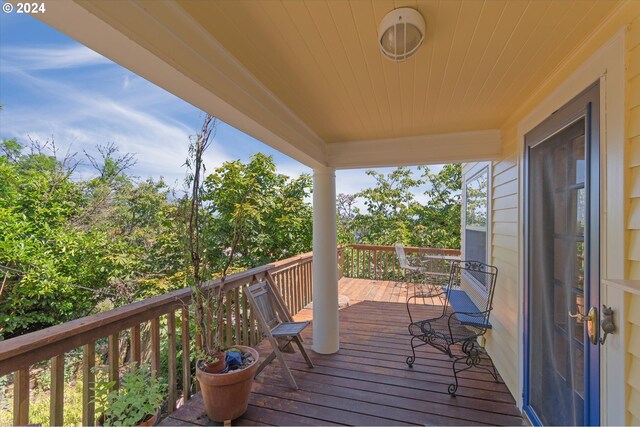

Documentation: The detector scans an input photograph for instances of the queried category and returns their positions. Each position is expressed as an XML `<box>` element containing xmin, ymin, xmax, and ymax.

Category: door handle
<box><xmin>568</xmin><ymin>311</ymin><xmax>590</xmax><ymax>322</ymax></box>
<box><xmin>568</xmin><ymin>307</ymin><xmax>598</xmax><ymax>345</ymax></box>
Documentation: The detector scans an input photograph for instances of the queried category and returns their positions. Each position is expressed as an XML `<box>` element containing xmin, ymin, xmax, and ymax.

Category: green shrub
<box><xmin>93</xmin><ymin>363</ymin><xmax>165</xmax><ymax>426</ymax></box>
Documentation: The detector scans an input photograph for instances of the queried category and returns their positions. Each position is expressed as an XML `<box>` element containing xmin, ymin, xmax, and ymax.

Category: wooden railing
<box><xmin>0</xmin><ymin>251</ymin><xmax>314</xmax><ymax>426</ymax></box>
<box><xmin>0</xmin><ymin>244</ymin><xmax>459</xmax><ymax>426</ymax></box>
<box><xmin>341</xmin><ymin>244</ymin><xmax>461</xmax><ymax>282</ymax></box>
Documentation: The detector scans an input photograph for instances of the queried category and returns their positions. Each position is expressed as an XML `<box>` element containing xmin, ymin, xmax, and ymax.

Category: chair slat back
<box><xmin>394</xmin><ymin>243</ymin><xmax>410</xmax><ymax>269</ymax></box>
<box><xmin>246</xmin><ymin>281</ymin><xmax>287</xmax><ymax>331</ymax></box>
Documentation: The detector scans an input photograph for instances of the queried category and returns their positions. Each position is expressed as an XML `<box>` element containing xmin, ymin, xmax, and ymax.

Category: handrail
<box><xmin>0</xmin><ymin>251</ymin><xmax>314</xmax><ymax>376</ymax></box>
<box><xmin>0</xmin><ymin>244</ymin><xmax>458</xmax><ymax>425</ymax></box>
<box><xmin>348</xmin><ymin>244</ymin><xmax>460</xmax><ymax>255</ymax></box>
<box><xmin>341</xmin><ymin>244</ymin><xmax>461</xmax><ymax>282</ymax></box>
<box><xmin>0</xmin><ymin>250</ymin><xmax>315</xmax><ymax>426</ymax></box>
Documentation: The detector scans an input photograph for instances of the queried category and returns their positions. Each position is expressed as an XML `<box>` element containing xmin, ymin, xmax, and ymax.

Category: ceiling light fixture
<box><xmin>378</xmin><ymin>7</ymin><xmax>426</xmax><ymax>62</ymax></box>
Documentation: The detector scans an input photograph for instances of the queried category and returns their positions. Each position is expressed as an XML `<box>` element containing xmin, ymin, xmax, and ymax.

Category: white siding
<box><xmin>463</xmin><ymin>153</ymin><xmax>519</xmax><ymax>397</ymax></box>
<box><xmin>488</xmin><ymin>141</ymin><xmax>520</xmax><ymax>397</ymax></box>
<box><xmin>627</xmin><ymin>15</ymin><xmax>640</xmax><ymax>426</ymax></box>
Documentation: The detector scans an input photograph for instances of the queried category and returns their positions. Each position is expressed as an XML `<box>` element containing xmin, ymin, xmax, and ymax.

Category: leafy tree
<box><xmin>336</xmin><ymin>193</ymin><xmax>359</xmax><ymax>244</ymax></box>
<box><xmin>337</xmin><ymin>165</ymin><xmax>462</xmax><ymax>249</ymax></box>
<box><xmin>0</xmin><ymin>110</ymin><xmax>316</xmax><ymax>340</ymax></box>
<box><xmin>464</xmin><ymin>170</ymin><xmax>488</xmax><ymax>227</ymax></box>
<box><xmin>202</xmin><ymin>153</ymin><xmax>312</xmax><ymax>271</ymax></box>
<box><xmin>352</xmin><ymin>167</ymin><xmax>422</xmax><ymax>245</ymax></box>
<box><xmin>0</xmin><ymin>138</ymin><xmax>183</xmax><ymax>338</ymax></box>
<box><xmin>412</xmin><ymin>164</ymin><xmax>462</xmax><ymax>248</ymax></box>
<box><xmin>0</xmin><ymin>109</ymin><xmax>462</xmax><ymax>341</ymax></box>
<box><xmin>75</xmin><ymin>143</ymin><xmax>184</xmax><ymax>303</ymax></box>
<box><xmin>84</xmin><ymin>142</ymin><xmax>137</xmax><ymax>183</ymax></box>
<box><xmin>0</xmin><ymin>138</ymin><xmax>110</xmax><ymax>337</ymax></box>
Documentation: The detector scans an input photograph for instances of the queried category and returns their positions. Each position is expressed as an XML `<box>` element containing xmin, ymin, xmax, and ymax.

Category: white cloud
<box><xmin>278</xmin><ymin>163</ymin><xmax>312</xmax><ymax>178</ymax></box>
<box><xmin>1</xmin><ymin>45</ymin><xmax>110</xmax><ymax>71</ymax></box>
<box><xmin>336</xmin><ymin>169</ymin><xmax>376</xmax><ymax>196</ymax></box>
<box><xmin>1</xmin><ymin>62</ymin><xmax>234</xmax><ymax>187</ymax></box>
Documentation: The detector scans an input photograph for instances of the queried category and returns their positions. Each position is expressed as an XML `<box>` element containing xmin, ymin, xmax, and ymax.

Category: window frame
<box><xmin>462</xmin><ymin>163</ymin><xmax>492</xmax><ymax>293</ymax></box>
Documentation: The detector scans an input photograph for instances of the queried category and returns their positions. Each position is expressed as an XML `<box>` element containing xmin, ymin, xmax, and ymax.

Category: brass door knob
<box><xmin>568</xmin><ymin>307</ymin><xmax>598</xmax><ymax>344</ymax></box>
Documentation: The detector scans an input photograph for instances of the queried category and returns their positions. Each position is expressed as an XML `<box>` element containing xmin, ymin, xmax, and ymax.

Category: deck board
<box><xmin>160</xmin><ymin>278</ymin><xmax>523</xmax><ymax>426</ymax></box>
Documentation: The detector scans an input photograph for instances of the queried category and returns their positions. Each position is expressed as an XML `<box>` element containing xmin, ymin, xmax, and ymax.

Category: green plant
<box><xmin>186</xmin><ymin>116</ymin><xmax>249</xmax><ymax>363</ymax></box>
<box><xmin>93</xmin><ymin>363</ymin><xmax>165</xmax><ymax>426</ymax></box>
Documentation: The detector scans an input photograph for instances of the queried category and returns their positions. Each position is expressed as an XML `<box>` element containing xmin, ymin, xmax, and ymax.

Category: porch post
<box><xmin>312</xmin><ymin>166</ymin><xmax>339</xmax><ymax>354</ymax></box>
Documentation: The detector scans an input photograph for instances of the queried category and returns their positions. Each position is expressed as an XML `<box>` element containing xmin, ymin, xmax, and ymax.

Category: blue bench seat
<box><xmin>447</xmin><ymin>289</ymin><xmax>492</xmax><ymax>329</ymax></box>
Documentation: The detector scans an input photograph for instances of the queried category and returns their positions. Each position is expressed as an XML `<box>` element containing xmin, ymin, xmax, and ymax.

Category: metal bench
<box><xmin>406</xmin><ymin>260</ymin><xmax>499</xmax><ymax>395</ymax></box>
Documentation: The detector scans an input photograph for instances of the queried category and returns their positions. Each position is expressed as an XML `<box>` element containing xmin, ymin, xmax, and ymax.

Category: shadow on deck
<box><xmin>160</xmin><ymin>279</ymin><xmax>523</xmax><ymax>426</ymax></box>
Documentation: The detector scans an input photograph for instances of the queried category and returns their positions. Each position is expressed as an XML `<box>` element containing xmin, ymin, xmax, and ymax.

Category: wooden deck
<box><xmin>160</xmin><ymin>278</ymin><xmax>523</xmax><ymax>426</ymax></box>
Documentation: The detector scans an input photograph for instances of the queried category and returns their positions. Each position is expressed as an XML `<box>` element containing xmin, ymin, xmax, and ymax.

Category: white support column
<box><xmin>312</xmin><ymin>167</ymin><xmax>339</xmax><ymax>354</ymax></box>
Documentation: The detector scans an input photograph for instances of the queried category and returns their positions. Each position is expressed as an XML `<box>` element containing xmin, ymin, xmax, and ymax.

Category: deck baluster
<box><xmin>13</xmin><ymin>368</ymin><xmax>29</xmax><ymax>426</ymax></box>
<box><xmin>167</xmin><ymin>311</ymin><xmax>177</xmax><ymax>413</ymax></box>
<box><xmin>181</xmin><ymin>307</ymin><xmax>191</xmax><ymax>402</ymax></box>
<box><xmin>50</xmin><ymin>354</ymin><xmax>64</xmax><ymax>426</ymax></box>
<box><xmin>82</xmin><ymin>343</ymin><xmax>95</xmax><ymax>426</ymax></box>
<box><xmin>150</xmin><ymin>318</ymin><xmax>160</xmax><ymax>377</ymax></box>
<box><xmin>108</xmin><ymin>333</ymin><xmax>119</xmax><ymax>389</ymax></box>
<box><xmin>131</xmin><ymin>324</ymin><xmax>141</xmax><ymax>364</ymax></box>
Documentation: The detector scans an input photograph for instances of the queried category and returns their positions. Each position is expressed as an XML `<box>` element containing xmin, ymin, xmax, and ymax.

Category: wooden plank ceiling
<box><xmin>178</xmin><ymin>0</ymin><xmax>620</xmax><ymax>144</ymax></box>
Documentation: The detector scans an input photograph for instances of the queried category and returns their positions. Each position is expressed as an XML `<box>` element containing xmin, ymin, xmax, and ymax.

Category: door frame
<box><xmin>522</xmin><ymin>82</ymin><xmax>600</xmax><ymax>426</ymax></box>
<box><xmin>515</xmin><ymin>29</ymin><xmax>625</xmax><ymax>425</ymax></box>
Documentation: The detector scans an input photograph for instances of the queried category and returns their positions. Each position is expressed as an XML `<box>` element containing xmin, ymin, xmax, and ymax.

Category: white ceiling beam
<box><xmin>327</xmin><ymin>130</ymin><xmax>502</xmax><ymax>169</ymax></box>
<box><xmin>34</xmin><ymin>0</ymin><xmax>327</xmax><ymax>168</ymax></box>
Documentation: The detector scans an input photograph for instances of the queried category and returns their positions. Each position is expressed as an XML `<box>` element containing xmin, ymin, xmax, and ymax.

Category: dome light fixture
<box><xmin>378</xmin><ymin>7</ymin><xmax>426</xmax><ymax>62</ymax></box>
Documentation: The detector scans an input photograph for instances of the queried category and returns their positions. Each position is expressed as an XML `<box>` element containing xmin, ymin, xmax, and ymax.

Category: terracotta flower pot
<box><xmin>196</xmin><ymin>346</ymin><xmax>259</xmax><ymax>422</ymax></box>
<box><xmin>137</xmin><ymin>410</ymin><xmax>159</xmax><ymax>426</ymax></box>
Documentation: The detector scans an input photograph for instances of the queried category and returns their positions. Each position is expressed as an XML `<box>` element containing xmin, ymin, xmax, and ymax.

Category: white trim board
<box><xmin>461</xmin><ymin>162</ymin><xmax>493</xmax><ymax>268</ymax></box>
<box><xmin>327</xmin><ymin>130</ymin><xmax>501</xmax><ymax>169</ymax></box>
<box><xmin>515</xmin><ymin>29</ymin><xmax>626</xmax><ymax>425</ymax></box>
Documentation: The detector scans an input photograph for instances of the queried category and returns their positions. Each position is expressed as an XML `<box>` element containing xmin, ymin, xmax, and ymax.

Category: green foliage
<box><xmin>412</xmin><ymin>164</ymin><xmax>462</xmax><ymax>249</ymax></box>
<box><xmin>0</xmin><ymin>132</ymin><xmax>313</xmax><ymax>340</ymax></box>
<box><xmin>202</xmin><ymin>153</ymin><xmax>312</xmax><ymax>271</ymax></box>
<box><xmin>351</xmin><ymin>167</ymin><xmax>422</xmax><ymax>245</ymax></box>
<box><xmin>336</xmin><ymin>193</ymin><xmax>359</xmax><ymax>244</ymax></box>
<box><xmin>0</xmin><ymin>138</ymin><xmax>185</xmax><ymax>338</ymax></box>
<box><xmin>1</xmin><ymin>112</ymin><xmax>459</xmax><ymax>344</ymax></box>
<box><xmin>93</xmin><ymin>363</ymin><xmax>165</xmax><ymax>426</ymax></box>
<box><xmin>338</xmin><ymin>164</ymin><xmax>462</xmax><ymax>249</ymax></box>
<box><xmin>0</xmin><ymin>138</ymin><xmax>107</xmax><ymax>336</ymax></box>
<box><xmin>0</xmin><ymin>356</ymin><xmax>85</xmax><ymax>427</ymax></box>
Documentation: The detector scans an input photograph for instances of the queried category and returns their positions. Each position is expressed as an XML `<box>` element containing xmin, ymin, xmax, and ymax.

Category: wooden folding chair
<box><xmin>243</xmin><ymin>280</ymin><xmax>314</xmax><ymax>389</ymax></box>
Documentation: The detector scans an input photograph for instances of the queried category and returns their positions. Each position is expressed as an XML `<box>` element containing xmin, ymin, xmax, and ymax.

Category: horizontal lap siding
<box><xmin>487</xmin><ymin>140</ymin><xmax>519</xmax><ymax>398</ymax></box>
<box><xmin>627</xmin><ymin>15</ymin><xmax>640</xmax><ymax>426</ymax></box>
<box><xmin>464</xmin><ymin>153</ymin><xmax>520</xmax><ymax>399</ymax></box>
<box><xmin>629</xmin><ymin>296</ymin><xmax>640</xmax><ymax>425</ymax></box>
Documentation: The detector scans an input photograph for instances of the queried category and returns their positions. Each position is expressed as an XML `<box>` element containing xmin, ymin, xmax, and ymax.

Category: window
<box><xmin>463</xmin><ymin>166</ymin><xmax>489</xmax><ymax>277</ymax></box>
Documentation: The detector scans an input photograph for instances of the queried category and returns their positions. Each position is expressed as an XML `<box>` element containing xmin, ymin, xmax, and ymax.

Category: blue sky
<box><xmin>0</xmin><ymin>11</ymin><xmax>439</xmax><ymax>204</ymax></box>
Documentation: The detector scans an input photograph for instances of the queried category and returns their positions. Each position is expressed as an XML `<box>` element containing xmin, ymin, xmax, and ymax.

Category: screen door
<box><xmin>524</xmin><ymin>83</ymin><xmax>600</xmax><ymax>426</ymax></box>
